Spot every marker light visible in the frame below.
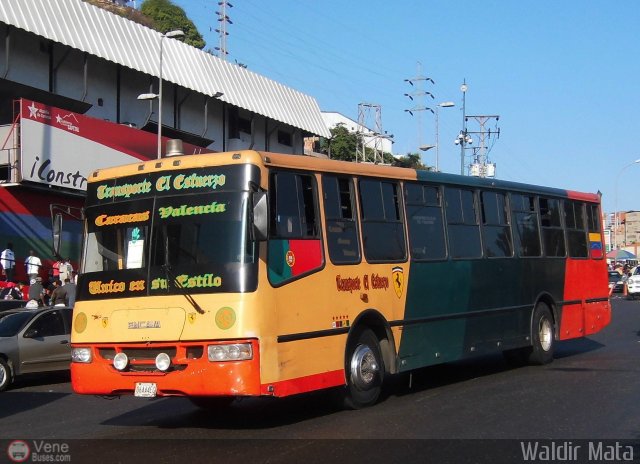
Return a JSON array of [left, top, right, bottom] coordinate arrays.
[[155, 352, 171, 372], [113, 352, 129, 371], [71, 347, 92, 363], [207, 343, 253, 362]]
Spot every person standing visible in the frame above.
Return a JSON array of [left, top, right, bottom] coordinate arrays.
[[60, 258, 73, 282], [24, 250, 42, 282], [50, 279, 68, 306], [63, 277, 76, 307], [1, 242, 15, 282], [52, 258, 62, 282], [28, 276, 46, 307]]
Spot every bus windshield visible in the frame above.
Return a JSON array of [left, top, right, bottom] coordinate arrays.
[[79, 190, 257, 300]]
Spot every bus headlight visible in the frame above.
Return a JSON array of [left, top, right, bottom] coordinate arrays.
[[207, 343, 253, 362], [71, 347, 92, 363], [155, 352, 171, 371], [113, 352, 129, 371]]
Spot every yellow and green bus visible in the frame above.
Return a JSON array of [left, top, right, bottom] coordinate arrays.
[[70, 150, 611, 408]]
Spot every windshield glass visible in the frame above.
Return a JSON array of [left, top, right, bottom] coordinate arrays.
[[78, 165, 260, 300], [0, 312, 33, 337]]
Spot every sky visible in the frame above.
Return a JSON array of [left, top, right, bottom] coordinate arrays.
[[172, 0, 639, 214]]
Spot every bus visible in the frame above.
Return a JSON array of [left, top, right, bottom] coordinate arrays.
[[69, 150, 611, 408]]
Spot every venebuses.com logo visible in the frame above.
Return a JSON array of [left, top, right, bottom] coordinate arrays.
[[6, 440, 71, 462]]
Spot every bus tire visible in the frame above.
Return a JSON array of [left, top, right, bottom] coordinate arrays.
[[527, 302, 555, 365], [0, 358, 12, 392], [344, 328, 385, 409], [189, 396, 235, 410]]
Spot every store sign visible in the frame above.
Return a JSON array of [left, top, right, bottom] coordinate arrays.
[[19, 100, 207, 192]]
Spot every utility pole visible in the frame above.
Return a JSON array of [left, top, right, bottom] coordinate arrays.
[[357, 103, 392, 164], [404, 62, 435, 158], [466, 115, 500, 178], [216, 1, 233, 60]]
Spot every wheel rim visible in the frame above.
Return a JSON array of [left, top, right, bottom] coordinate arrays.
[[539, 317, 553, 351], [350, 344, 379, 390], [0, 363, 6, 388]]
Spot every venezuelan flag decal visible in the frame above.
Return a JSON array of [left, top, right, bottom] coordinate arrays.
[[268, 239, 323, 285], [589, 233, 603, 259]]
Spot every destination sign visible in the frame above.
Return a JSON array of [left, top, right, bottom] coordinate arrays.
[[86, 165, 260, 206]]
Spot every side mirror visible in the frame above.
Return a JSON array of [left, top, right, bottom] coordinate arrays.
[[52, 213, 63, 256], [23, 328, 38, 339], [252, 191, 269, 242]]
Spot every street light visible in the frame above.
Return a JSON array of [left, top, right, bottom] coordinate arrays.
[[137, 29, 185, 159], [458, 81, 468, 175], [418, 144, 435, 169], [435, 101, 455, 171], [614, 158, 640, 250]]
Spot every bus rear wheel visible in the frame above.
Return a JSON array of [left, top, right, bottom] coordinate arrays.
[[528, 302, 555, 365], [503, 302, 555, 366], [344, 328, 385, 409]]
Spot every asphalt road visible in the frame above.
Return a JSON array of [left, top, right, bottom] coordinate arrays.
[[0, 296, 638, 463]]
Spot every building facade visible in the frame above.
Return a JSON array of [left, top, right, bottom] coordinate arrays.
[[0, 0, 329, 281]]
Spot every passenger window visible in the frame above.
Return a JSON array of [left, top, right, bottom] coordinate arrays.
[[481, 191, 513, 258], [27, 311, 66, 337], [539, 197, 566, 257], [564, 201, 588, 258], [270, 171, 318, 238], [445, 187, 481, 259], [359, 179, 406, 262], [405, 183, 446, 260], [511, 194, 541, 257], [322, 175, 361, 264], [268, 171, 323, 285]]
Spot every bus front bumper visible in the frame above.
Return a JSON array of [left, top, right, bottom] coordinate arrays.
[[70, 339, 261, 397]]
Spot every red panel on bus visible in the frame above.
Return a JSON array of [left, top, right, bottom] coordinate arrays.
[[288, 239, 323, 276]]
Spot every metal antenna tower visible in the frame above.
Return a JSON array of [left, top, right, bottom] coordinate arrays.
[[215, 1, 233, 60], [466, 115, 500, 177], [404, 61, 435, 151], [357, 103, 387, 164]]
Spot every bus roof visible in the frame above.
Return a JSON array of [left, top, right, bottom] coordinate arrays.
[[88, 150, 600, 203]]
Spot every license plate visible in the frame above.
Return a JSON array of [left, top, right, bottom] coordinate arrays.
[[134, 382, 157, 398]]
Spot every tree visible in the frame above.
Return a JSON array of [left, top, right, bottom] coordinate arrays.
[[141, 0, 205, 49], [393, 153, 431, 170], [320, 124, 358, 161], [319, 124, 396, 164]]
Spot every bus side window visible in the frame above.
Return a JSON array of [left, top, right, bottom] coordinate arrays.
[[564, 200, 589, 258], [480, 191, 513, 258], [405, 183, 446, 260], [539, 197, 566, 257], [358, 179, 406, 263], [444, 187, 482, 259], [322, 175, 361, 264], [267, 171, 323, 285], [511, 194, 542, 257]]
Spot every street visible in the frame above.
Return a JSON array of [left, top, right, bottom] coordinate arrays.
[[0, 297, 639, 463]]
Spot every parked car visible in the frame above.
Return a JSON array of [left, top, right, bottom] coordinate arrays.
[[625, 267, 640, 299], [608, 271, 627, 294], [0, 306, 72, 391]]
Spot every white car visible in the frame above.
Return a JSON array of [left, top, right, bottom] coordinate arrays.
[[625, 267, 640, 298]]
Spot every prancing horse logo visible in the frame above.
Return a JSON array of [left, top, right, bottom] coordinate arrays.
[[392, 267, 404, 299]]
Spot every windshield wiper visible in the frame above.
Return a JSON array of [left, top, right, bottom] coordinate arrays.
[[161, 264, 205, 314]]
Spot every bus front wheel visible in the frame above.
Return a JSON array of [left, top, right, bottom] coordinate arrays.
[[344, 328, 385, 409]]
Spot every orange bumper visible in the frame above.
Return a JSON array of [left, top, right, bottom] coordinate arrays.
[[71, 339, 261, 397]]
